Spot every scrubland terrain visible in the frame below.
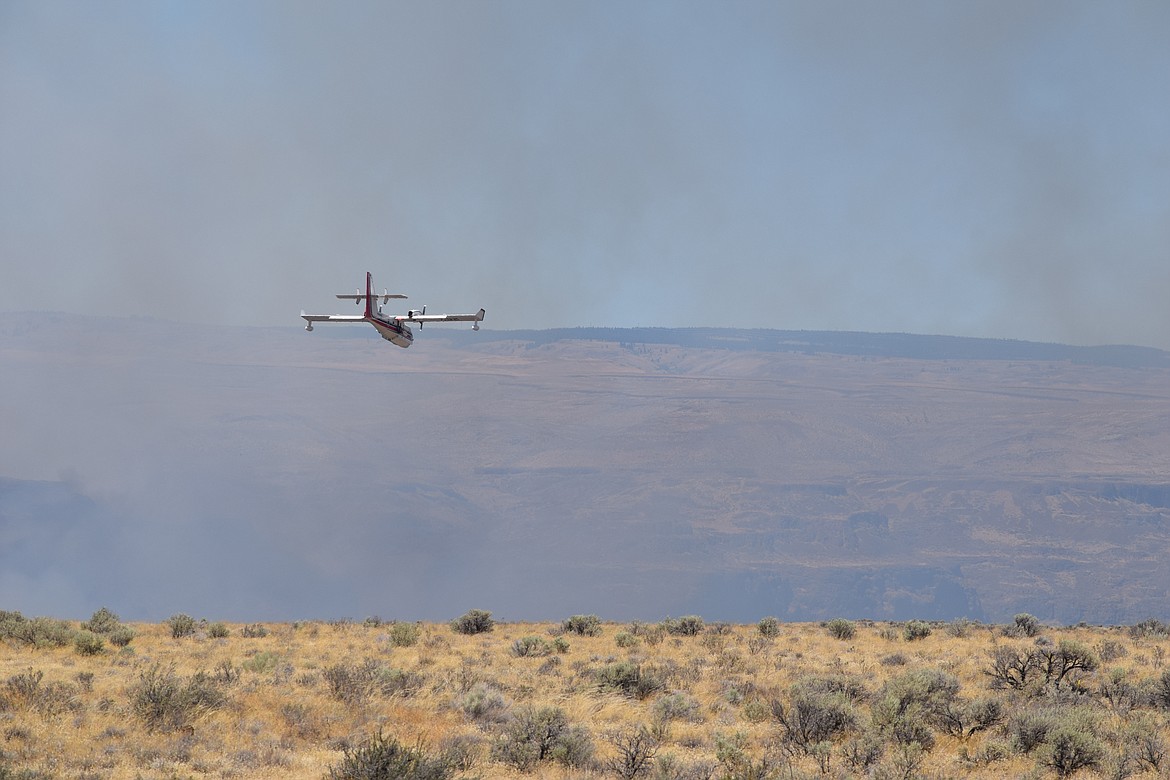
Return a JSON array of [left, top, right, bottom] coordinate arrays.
[[3, 610, 1170, 780]]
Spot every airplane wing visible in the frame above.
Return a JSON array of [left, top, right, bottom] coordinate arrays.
[[301, 311, 367, 324], [394, 308, 486, 325]]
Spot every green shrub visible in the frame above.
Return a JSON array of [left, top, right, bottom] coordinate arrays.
[[108, 626, 136, 647], [241, 623, 268, 638], [615, 631, 639, 648], [757, 616, 780, 638], [1129, 617, 1170, 639], [322, 659, 422, 704], [0, 615, 75, 648], [166, 613, 197, 639], [82, 607, 121, 634], [770, 682, 857, 753], [825, 618, 856, 640], [871, 668, 959, 750], [327, 729, 453, 780], [944, 618, 973, 638], [1043, 723, 1104, 778], [902, 620, 932, 641], [1007, 709, 1057, 754], [1013, 613, 1041, 637], [207, 622, 231, 639], [562, 614, 603, 636], [653, 691, 700, 723], [73, 630, 104, 656], [597, 661, 666, 700], [662, 616, 704, 636], [130, 663, 227, 733], [512, 636, 553, 657], [604, 724, 660, 780], [450, 609, 494, 635], [1150, 669, 1170, 710], [492, 706, 593, 770], [458, 682, 510, 724], [390, 622, 420, 647], [241, 651, 281, 674]]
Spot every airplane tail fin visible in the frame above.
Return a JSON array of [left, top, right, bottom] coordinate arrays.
[[364, 272, 374, 319]]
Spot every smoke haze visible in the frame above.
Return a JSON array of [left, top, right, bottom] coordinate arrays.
[[2, 2, 1168, 347]]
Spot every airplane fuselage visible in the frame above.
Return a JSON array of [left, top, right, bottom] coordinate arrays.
[[369, 314, 414, 348]]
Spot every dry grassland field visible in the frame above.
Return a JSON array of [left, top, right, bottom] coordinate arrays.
[[3, 611, 1170, 780]]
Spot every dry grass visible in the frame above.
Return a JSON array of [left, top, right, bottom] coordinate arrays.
[[1, 615, 1169, 779]]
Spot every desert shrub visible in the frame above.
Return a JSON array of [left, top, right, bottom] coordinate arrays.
[[241, 623, 268, 638], [493, 706, 593, 770], [615, 631, 639, 648], [662, 615, 704, 636], [770, 682, 856, 753], [242, 651, 281, 674], [166, 613, 197, 638], [944, 618, 974, 637], [630, 621, 666, 646], [130, 663, 226, 733], [323, 662, 374, 705], [323, 660, 421, 704], [1043, 723, 1104, 778], [0, 615, 74, 648], [934, 695, 1006, 738], [1013, 613, 1041, 637], [1150, 669, 1170, 710], [651, 753, 717, 780], [512, 636, 553, 657], [825, 618, 856, 640], [1128, 618, 1170, 639], [450, 609, 494, 635], [213, 660, 241, 686], [1097, 639, 1127, 663], [597, 661, 666, 700], [1097, 667, 1142, 715], [840, 732, 884, 772], [871, 668, 959, 750], [605, 724, 660, 780], [801, 674, 870, 704], [4, 668, 43, 708], [756, 616, 780, 638], [902, 620, 932, 641], [73, 630, 104, 656], [653, 691, 701, 723], [552, 636, 570, 653], [458, 682, 510, 724], [1008, 708, 1058, 754], [562, 614, 602, 636], [327, 729, 453, 780], [208, 622, 231, 638], [390, 622, 420, 647], [82, 607, 121, 634], [986, 641, 1098, 693], [11, 674, 79, 720], [108, 625, 136, 647]]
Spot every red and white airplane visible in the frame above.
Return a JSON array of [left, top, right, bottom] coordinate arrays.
[[301, 272, 485, 348]]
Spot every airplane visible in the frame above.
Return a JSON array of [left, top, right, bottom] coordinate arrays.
[[301, 272, 485, 348]]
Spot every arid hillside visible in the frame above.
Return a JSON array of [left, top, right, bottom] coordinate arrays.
[[2, 314, 1169, 623]]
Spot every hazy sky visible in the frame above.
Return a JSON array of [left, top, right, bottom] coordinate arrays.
[[2, 1, 1168, 347]]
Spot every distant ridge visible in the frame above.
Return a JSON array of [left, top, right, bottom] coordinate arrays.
[[5, 312, 1167, 369], [463, 327, 1170, 369]]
